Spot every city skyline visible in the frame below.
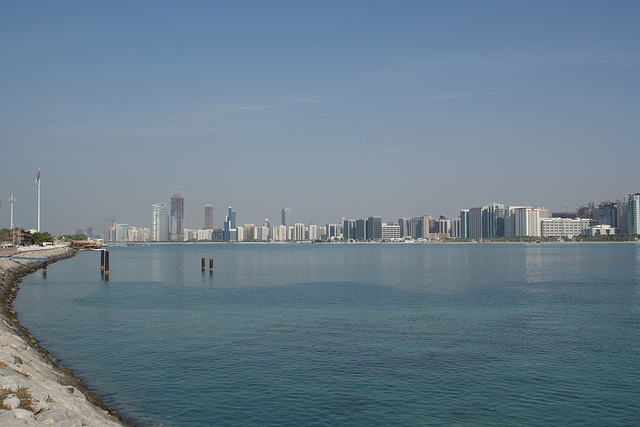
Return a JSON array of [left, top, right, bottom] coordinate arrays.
[[105, 188, 637, 243], [2, 2, 640, 235], [2, 173, 639, 238]]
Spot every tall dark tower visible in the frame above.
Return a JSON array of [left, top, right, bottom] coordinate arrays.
[[281, 208, 291, 227], [171, 193, 184, 242], [204, 204, 214, 229]]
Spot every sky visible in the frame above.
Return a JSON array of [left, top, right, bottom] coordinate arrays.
[[1, 1, 640, 235]]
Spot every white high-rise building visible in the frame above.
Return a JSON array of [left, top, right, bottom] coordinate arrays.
[[294, 223, 306, 241], [450, 218, 461, 239], [151, 203, 170, 242], [514, 207, 542, 237], [257, 226, 269, 241], [308, 225, 319, 241]]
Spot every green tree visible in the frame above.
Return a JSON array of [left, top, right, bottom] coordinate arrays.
[[58, 234, 88, 241], [32, 231, 54, 244], [0, 228, 10, 242]]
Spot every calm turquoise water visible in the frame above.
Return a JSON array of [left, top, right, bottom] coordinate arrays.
[[15, 243, 640, 426]]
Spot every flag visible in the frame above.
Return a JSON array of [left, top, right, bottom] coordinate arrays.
[[34, 169, 40, 185]]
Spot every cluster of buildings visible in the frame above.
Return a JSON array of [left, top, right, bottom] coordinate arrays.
[[101, 192, 640, 243], [103, 216, 151, 243]]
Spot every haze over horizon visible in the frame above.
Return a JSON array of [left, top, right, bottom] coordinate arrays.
[[2, 1, 639, 235]]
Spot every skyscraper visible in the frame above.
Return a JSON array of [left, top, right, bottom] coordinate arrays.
[[628, 193, 640, 234], [355, 218, 367, 241], [228, 206, 236, 229], [398, 218, 411, 238], [367, 216, 382, 241], [204, 204, 214, 229], [170, 193, 184, 242], [514, 207, 542, 237], [294, 223, 306, 241], [410, 217, 422, 239], [103, 216, 116, 243], [151, 203, 170, 242], [224, 206, 237, 242], [342, 218, 356, 240], [282, 208, 291, 228], [597, 201, 618, 228], [486, 203, 505, 238], [460, 209, 469, 239], [468, 207, 484, 240]]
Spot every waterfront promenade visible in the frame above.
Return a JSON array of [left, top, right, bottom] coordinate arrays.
[[0, 246, 123, 425]]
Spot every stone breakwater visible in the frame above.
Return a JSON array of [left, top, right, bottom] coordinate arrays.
[[0, 247, 124, 426]]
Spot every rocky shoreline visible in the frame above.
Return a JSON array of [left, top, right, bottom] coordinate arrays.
[[0, 247, 125, 426]]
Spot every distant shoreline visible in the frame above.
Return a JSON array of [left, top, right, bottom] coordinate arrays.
[[123, 239, 639, 245]]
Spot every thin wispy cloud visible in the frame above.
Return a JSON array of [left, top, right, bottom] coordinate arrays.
[[276, 96, 328, 105], [409, 90, 524, 103], [516, 50, 640, 67]]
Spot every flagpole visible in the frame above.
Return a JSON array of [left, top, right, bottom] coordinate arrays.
[[35, 169, 41, 232], [9, 194, 15, 230], [37, 177, 41, 232]]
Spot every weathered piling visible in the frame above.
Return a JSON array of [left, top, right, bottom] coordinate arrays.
[[209, 258, 214, 273], [100, 250, 105, 271], [202, 257, 206, 271], [104, 251, 110, 274]]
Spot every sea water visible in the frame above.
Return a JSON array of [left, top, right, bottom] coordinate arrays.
[[14, 243, 640, 426]]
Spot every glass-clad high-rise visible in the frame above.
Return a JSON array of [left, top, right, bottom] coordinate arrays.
[[282, 208, 292, 228], [460, 209, 469, 239], [628, 193, 640, 235], [171, 193, 184, 242], [151, 203, 170, 242]]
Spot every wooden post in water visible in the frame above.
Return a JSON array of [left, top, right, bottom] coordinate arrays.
[[104, 251, 110, 275], [100, 250, 105, 271], [42, 260, 47, 276], [202, 257, 206, 271], [209, 259, 214, 274]]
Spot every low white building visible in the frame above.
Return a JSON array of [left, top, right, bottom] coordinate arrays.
[[382, 222, 401, 240], [197, 229, 214, 241], [541, 218, 592, 238], [587, 224, 616, 236]]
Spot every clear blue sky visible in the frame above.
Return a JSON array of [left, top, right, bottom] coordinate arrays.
[[2, 1, 639, 235]]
